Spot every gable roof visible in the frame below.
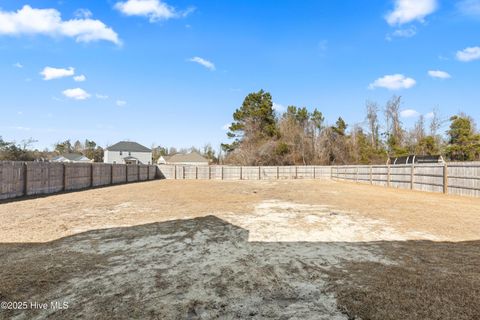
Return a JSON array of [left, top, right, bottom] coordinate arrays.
[[166, 151, 209, 163], [52, 153, 90, 162], [106, 141, 151, 152]]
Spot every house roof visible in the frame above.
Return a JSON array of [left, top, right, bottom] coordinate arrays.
[[166, 151, 209, 163], [106, 141, 151, 152], [52, 153, 91, 162]]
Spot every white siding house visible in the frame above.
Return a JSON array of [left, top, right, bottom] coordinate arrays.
[[104, 141, 152, 165]]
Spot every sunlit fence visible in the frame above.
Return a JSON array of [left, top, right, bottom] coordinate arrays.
[[158, 163, 480, 198], [158, 165, 332, 180], [2, 161, 479, 200], [332, 162, 480, 197]]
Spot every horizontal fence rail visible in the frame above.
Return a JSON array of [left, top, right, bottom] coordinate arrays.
[[2, 162, 479, 200], [157, 165, 332, 181], [0, 161, 158, 201], [332, 163, 480, 198], [158, 163, 480, 198]]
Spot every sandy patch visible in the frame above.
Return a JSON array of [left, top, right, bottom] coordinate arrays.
[[222, 200, 439, 242]]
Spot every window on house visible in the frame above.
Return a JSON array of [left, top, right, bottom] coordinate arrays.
[[129, 152, 131, 156], [120, 151, 123, 156]]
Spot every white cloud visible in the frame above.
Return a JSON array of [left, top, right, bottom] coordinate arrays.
[[96, 93, 109, 99], [428, 70, 451, 79], [13, 62, 23, 68], [188, 56, 215, 70], [0, 5, 120, 45], [456, 46, 480, 62], [40, 66, 75, 80], [425, 112, 435, 119], [457, 0, 480, 16], [62, 88, 91, 100], [10, 126, 31, 131], [386, 0, 438, 25], [116, 100, 127, 106], [368, 74, 416, 90], [73, 74, 86, 82], [115, 0, 193, 22], [386, 26, 417, 40], [272, 102, 286, 113], [74, 9, 93, 19], [400, 109, 420, 118]]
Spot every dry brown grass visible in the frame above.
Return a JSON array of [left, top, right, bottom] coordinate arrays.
[[1, 180, 480, 319], [328, 241, 480, 320], [2, 179, 480, 243]]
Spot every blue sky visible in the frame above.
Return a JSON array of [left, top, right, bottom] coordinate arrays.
[[1, 0, 480, 151]]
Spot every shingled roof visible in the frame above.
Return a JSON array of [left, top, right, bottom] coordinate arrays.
[[166, 151, 209, 163], [106, 141, 151, 152], [52, 153, 91, 162]]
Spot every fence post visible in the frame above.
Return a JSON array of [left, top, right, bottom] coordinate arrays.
[[356, 167, 359, 182], [443, 163, 448, 194], [62, 163, 67, 191], [410, 164, 415, 190], [221, 166, 224, 180], [370, 166, 373, 185], [209, 166, 211, 180], [259, 166, 261, 180], [295, 166, 298, 179], [110, 164, 114, 185], [183, 166, 185, 180], [23, 162, 28, 196], [240, 166, 243, 180], [313, 166, 316, 179], [195, 166, 198, 180], [277, 166, 280, 180], [90, 163, 94, 187], [387, 165, 391, 187], [147, 165, 150, 180]]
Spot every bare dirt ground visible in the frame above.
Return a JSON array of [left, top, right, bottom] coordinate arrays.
[[0, 180, 479, 319]]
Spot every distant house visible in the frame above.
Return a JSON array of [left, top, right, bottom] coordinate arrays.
[[158, 151, 209, 166], [104, 141, 152, 165], [51, 153, 92, 163]]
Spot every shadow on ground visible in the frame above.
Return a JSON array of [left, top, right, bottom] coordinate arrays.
[[0, 216, 479, 320]]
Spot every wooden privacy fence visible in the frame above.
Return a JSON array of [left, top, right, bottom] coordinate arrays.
[[0, 162, 158, 201], [332, 163, 480, 197], [158, 163, 480, 198], [158, 165, 332, 180]]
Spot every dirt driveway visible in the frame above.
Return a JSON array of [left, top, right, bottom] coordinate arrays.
[[1, 180, 479, 319]]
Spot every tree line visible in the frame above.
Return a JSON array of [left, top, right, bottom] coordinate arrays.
[[0, 138, 105, 162], [0, 137, 220, 164], [221, 90, 480, 165], [3, 90, 479, 164]]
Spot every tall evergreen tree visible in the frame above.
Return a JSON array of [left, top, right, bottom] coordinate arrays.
[[446, 115, 480, 161], [222, 90, 278, 152]]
